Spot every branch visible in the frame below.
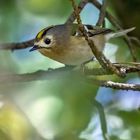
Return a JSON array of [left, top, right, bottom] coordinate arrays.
[[66, 0, 89, 24], [96, 0, 107, 26], [0, 66, 72, 84], [84, 63, 140, 75], [0, 63, 140, 91], [0, 39, 34, 51], [93, 100, 108, 140], [90, 0, 138, 62], [89, 79, 140, 91]]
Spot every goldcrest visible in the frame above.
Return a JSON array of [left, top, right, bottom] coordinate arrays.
[[30, 24, 135, 65]]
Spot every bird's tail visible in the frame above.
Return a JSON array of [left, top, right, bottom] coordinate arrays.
[[105, 27, 135, 41]]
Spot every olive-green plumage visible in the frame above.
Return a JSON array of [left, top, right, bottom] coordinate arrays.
[[30, 24, 135, 65]]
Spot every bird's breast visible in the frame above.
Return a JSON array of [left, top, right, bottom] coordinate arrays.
[[38, 35, 105, 65]]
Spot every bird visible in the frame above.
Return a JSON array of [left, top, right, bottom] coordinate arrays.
[[29, 24, 135, 65]]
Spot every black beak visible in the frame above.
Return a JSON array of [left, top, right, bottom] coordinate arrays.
[[29, 45, 39, 52]]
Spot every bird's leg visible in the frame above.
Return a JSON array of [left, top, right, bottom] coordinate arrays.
[[80, 57, 95, 73], [65, 64, 75, 68], [82, 57, 95, 65]]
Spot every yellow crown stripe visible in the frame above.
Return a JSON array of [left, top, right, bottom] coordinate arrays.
[[36, 26, 54, 41], [36, 29, 46, 40]]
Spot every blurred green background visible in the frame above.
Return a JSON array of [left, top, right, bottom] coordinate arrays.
[[0, 0, 140, 140]]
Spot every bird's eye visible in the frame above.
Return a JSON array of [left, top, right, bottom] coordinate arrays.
[[44, 38, 51, 45]]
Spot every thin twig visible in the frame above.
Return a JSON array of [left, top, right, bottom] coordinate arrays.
[[66, 0, 89, 24], [0, 39, 34, 51], [93, 100, 108, 140], [96, 0, 107, 26], [70, 0, 124, 77], [88, 79, 140, 91]]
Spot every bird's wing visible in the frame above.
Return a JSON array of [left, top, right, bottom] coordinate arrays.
[[70, 24, 113, 37], [86, 25, 113, 37]]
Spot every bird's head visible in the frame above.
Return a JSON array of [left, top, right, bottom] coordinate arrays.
[[29, 24, 70, 52]]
